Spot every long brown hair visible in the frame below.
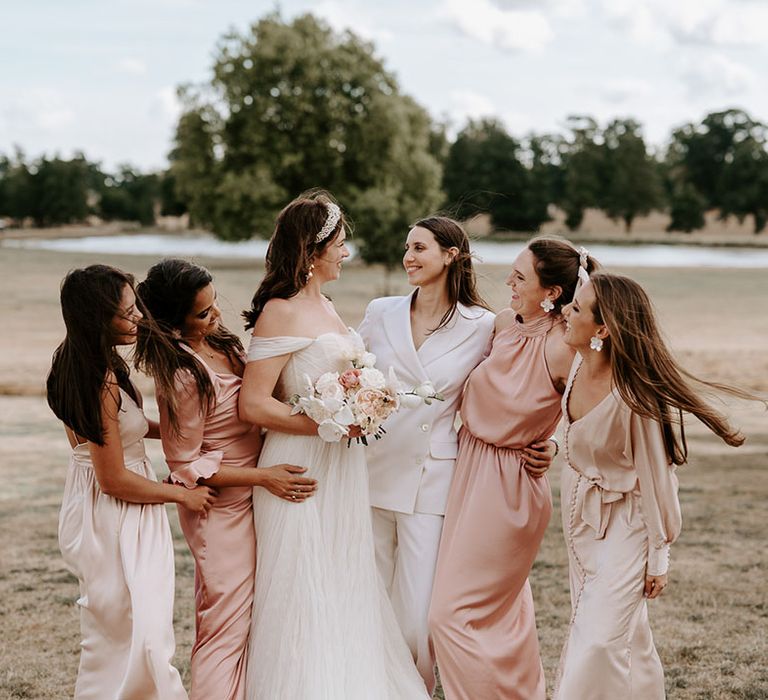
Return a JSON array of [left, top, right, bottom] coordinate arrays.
[[590, 272, 755, 464], [135, 259, 243, 434], [528, 236, 600, 313], [412, 216, 491, 332], [46, 265, 141, 446], [242, 189, 346, 329]]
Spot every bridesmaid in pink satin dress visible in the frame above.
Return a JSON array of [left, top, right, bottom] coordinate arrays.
[[136, 260, 316, 700], [430, 240, 598, 700], [554, 272, 752, 699], [49, 265, 216, 700]]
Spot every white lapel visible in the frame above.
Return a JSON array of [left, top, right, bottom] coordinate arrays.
[[382, 292, 430, 383], [417, 302, 484, 369]]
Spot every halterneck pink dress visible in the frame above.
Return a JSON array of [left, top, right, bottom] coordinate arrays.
[[58, 388, 187, 700], [158, 348, 260, 700], [553, 354, 682, 699], [429, 315, 563, 700]]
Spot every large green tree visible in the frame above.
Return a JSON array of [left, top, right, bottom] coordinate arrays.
[[560, 116, 606, 231], [601, 119, 663, 231], [667, 109, 768, 233], [443, 119, 552, 231], [170, 12, 443, 253]]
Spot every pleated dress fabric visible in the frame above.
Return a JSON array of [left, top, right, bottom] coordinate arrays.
[[58, 388, 187, 700], [430, 314, 562, 700], [158, 347, 260, 700], [553, 354, 681, 699], [243, 331, 430, 700]]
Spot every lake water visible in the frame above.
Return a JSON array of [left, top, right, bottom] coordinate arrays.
[[4, 233, 768, 268]]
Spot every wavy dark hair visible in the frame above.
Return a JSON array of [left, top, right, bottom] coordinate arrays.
[[528, 236, 601, 314], [135, 258, 243, 434], [590, 272, 757, 465], [242, 189, 346, 329], [46, 265, 141, 446], [410, 216, 491, 332]]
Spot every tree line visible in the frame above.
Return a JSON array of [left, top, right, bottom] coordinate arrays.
[[2, 13, 767, 268]]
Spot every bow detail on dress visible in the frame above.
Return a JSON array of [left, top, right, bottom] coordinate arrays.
[[581, 479, 626, 539]]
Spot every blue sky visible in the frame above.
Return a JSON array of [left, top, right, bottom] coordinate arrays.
[[3, 0, 768, 171]]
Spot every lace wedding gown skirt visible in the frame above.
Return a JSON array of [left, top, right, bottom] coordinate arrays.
[[244, 332, 429, 700]]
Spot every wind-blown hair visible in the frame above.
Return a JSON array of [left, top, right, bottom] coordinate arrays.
[[590, 272, 754, 465], [528, 236, 600, 313], [411, 216, 491, 332], [243, 189, 346, 329], [135, 258, 243, 434], [46, 265, 141, 446]]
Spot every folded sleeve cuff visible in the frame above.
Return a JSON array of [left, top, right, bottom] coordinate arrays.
[[647, 542, 670, 576], [168, 451, 224, 488]]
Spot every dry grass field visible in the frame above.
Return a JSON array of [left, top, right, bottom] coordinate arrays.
[[0, 244, 766, 699]]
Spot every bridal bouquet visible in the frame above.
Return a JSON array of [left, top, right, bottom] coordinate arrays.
[[289, 347, 442, 444]]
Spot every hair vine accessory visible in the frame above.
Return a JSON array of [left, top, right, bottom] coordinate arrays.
[[576, 246, 591, 288], [315, 202, 341, 243]]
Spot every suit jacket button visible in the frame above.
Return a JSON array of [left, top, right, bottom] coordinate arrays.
[[420, 424, 429, 432]]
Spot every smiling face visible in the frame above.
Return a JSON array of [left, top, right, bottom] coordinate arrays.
[[313, 227, 351, 283], [505, 248, 556, 319], [562, 280, 607, 350], [111, 284, 143, 345], [403, 226, 455, 289], [181, 282, 221, 341]]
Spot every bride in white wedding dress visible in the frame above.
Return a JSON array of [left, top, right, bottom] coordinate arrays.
[[239, 191, 430, 700]]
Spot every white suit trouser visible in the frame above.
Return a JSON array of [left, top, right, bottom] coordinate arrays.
[[371, 506, 444, 695]]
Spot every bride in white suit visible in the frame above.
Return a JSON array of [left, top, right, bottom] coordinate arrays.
[[358, 217, 556, 693]]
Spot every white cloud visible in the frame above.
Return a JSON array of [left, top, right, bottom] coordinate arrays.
[[490, 0, 586, 19], [449, 90, 497, 124], [680, 54, 755, 97], [1, 89, 76, 132], [442, 0, 555, 51], [599, 0, 768, 48], [597, 78, 654, 105], [117, 58, 148, 76], [311, 1, 394, 43], [150, 87, 182, 121]]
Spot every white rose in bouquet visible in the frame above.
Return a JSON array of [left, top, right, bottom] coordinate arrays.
[[361, 352, 377, 368], [317, 419, 348, 442], [358, 367, 387, 390], [315, 372, 344, 401]]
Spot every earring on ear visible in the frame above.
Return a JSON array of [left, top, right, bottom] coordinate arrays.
[[540, 298, 555, 313], [305, 263, 315, 284], [590, 335, 604, 352]]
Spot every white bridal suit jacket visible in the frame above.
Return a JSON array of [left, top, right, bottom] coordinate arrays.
[[358, 292, 496, 516]]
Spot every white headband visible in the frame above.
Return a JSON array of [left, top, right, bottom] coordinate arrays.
[[315, 202, 341, 243], [576, 246, 590, 287]]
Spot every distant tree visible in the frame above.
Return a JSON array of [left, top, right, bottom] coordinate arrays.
[[667, 182, 707, 233], [560, 116, 605, 231], [98, 166, 159, 226], [0, 155, 10, 217], [601, 119, 663, 231], [159, 171, 188, 217], [29, 155, 90, 226], [443, 119, 542, 231], [667, 109, 768, 232], [171, 12, 443, 249], [522, 133, 565, 229]]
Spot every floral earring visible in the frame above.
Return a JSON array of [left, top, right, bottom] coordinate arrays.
[[540, 298, 555, 313], [590, 335, 604, 352]]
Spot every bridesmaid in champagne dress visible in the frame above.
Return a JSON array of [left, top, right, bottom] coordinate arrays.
[[136, 259, 317, 700], [48, 265, 214, 700], [554, 272, 752, 699], [430, 240, 598, 700]]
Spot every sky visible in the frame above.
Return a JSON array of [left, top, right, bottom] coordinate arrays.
[[2, 0, 768, 171]]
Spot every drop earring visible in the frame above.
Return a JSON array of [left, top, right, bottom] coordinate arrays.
[[540, 298, 554, 313], [305, 263, 315, 284], [590, 335, 604, 352]]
